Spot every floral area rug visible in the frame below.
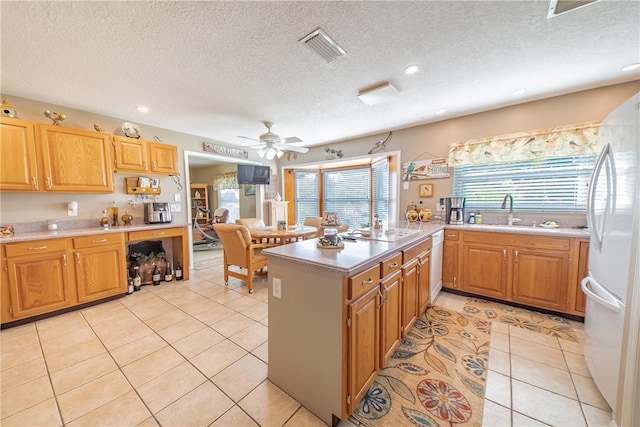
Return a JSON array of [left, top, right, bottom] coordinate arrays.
[[349, 306, 490, 427], [462, 297, 578, 342]]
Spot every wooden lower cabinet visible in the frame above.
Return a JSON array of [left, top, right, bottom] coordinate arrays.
[[418, 250, 431, 313], [347, 285, 380, 414], [380, 270, 402, 367], [461, 243, 508, 299], [401, 258, 419, 336], [512, 248, 569, 312], [5, 240, 75, 319], [442, 231, 460, 290], [73, 234, 126, 303]]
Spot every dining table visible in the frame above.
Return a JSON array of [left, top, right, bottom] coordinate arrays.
[[249, 225, 318, 245]]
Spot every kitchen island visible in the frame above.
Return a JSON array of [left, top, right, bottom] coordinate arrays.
[[263, 224, 442, 426]]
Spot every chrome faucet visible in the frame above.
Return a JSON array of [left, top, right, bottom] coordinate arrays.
[[500, 193, 521, 225]]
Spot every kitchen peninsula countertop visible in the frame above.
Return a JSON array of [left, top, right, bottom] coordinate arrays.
[[0, 222, 188, 243], [262, 223, 443, 275]]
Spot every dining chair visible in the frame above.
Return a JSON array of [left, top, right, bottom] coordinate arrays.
[[304, 215, 349, 238], [235, 218, 266, 228], [212, 223, 276, 293]]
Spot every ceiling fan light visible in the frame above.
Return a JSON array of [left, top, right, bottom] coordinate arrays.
[[276, 150, 284, 158], [265, 148, 277, 160], [257, 148, 267, 158]]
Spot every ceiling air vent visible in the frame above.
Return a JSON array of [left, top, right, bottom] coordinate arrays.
[[547, 0, 599, 18], [299, 28, 346, 63]]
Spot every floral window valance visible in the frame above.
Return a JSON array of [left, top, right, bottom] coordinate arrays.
[[448, 122, 600, 167], [214, 172, 239, 190]]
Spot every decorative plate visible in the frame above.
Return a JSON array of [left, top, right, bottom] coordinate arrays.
[[122, 122, 141, 139]]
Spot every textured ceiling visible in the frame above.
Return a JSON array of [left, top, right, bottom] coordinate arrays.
[[1, 1, 639, 152]]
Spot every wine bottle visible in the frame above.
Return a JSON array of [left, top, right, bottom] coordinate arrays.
[[164, 261, 173, 282], [133, 266, 142, 291], [152, 265, 161, 286], [126, 275, 134, 295], [175, 261, 183, 281]]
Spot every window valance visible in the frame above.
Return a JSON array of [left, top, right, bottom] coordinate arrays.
[[214, 172, 239, 190], [448, 122, 600, 167]]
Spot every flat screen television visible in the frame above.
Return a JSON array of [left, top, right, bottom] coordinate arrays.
[[237, 164, 270, 185]]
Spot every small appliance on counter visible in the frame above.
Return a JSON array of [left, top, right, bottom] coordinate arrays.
[[144, 202, 173, 224], [444, 197, 465, 225]]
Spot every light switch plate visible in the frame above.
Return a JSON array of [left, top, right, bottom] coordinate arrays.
[[273, 277, 282, 299], [174, 193, 181, 202]]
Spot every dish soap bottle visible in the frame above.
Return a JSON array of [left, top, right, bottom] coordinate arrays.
[[475, 211, 483, 224]]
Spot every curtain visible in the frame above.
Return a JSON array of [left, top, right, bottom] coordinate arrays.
[[448, 122, 600, 166], [214, 172, 239, 190]]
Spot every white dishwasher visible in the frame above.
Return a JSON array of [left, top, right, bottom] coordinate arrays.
[[430, 230, 444, 303]]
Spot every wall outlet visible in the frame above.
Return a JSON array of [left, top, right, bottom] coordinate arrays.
[[273, 277, 282, 299], [170, 203, 181, 212]]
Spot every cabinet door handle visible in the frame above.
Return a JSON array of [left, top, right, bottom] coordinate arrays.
[[361, 277, 374, 285], [76, 253, 81, 264], [62, 254, 68, 266], [389, 262, 398, 268], [453, 277, 457, 288], [143, 160, 148, 170], [377, 288, 384, 308], [503, 249, 507, 260], [153, 231, 166, 236], [46, 177, 52, 189], [514, 250, 519, 262], [92, 239, 108, 243], [151, 161, 157, 171], [32, 176, 39, 190], [28, 245, 47, 250]]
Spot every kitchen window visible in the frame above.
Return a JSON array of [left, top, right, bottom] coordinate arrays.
[[292, 158, 391, 228], [452, 154, 596, 212]]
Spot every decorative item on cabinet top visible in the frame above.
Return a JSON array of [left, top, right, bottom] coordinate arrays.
[[122, 122, 141, 139], [44, 110, 66, 125], [1, 99, 17, 118]]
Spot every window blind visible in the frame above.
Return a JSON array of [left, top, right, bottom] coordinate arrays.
[[452, 154, 596, 212], [372, 158, 389, 223], [323, 168, 371, 228], [294, 171, 319, 223]]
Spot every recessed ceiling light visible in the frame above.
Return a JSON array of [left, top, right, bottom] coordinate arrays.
[[405, 65, 419, 75], [622, 63, 640, 72], [435, 109, 446, 115], [512, 88, 527, 96], [136, 106, 149, 113]]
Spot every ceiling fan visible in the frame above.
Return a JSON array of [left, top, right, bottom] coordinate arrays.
[[237, 121, 309, 160]]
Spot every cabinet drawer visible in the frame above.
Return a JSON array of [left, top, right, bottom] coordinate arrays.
[[5, 239, 68, 257], [73, 233, 124, 249], [128, 227, 183, 241], [444, 230, 459, 241], [381, 254, 402, 278], [349, 264, 380, 300], [464, 231, 570, 251]]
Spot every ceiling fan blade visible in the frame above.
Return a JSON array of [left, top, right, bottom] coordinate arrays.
[[280, 136, 302, 144], [278, 144, 309, 154]]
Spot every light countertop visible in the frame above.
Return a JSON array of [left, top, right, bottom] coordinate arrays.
[[445, 223, 590, 238], [0, 222, 189, 243]]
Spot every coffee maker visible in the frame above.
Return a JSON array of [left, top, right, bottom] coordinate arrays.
[[144, 202, 173, 224], [445, 197, 466, 225]]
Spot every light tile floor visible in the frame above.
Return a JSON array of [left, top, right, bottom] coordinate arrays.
[[0, 248, 613, 426]]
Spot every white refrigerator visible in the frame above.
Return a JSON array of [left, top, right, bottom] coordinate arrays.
[[581, 92, 640, 421]]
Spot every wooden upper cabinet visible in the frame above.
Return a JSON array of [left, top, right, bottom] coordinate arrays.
[[112, 136, 149, 172], [38, 124, 114, 193], [0, 117, 39, 191], [113, 137, 178, 175], [149, 141, 178, 174]]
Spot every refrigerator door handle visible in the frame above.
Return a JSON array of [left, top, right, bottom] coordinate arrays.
[[581, 275, 622, 313], [587, 143, 615, 252]]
